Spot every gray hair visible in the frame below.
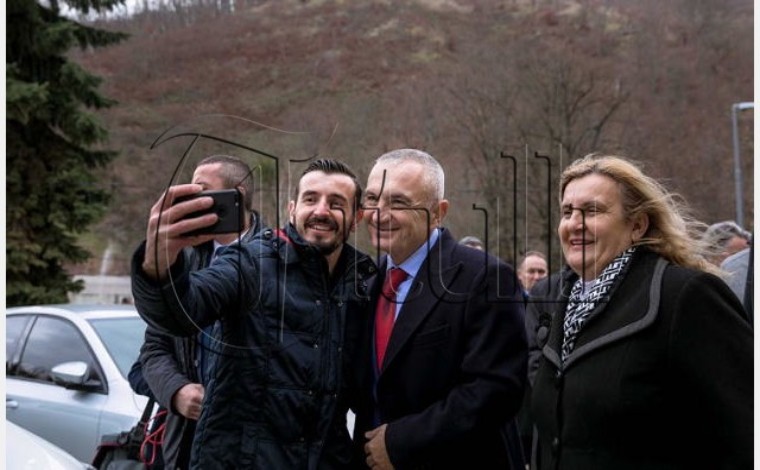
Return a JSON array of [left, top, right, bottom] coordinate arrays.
[[375, 149, 445, 201], [459, 236, 484, 249], [703, 221, 752, 249]]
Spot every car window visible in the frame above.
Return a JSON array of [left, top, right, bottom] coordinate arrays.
[[6, 315, 32, 372], [88, 317, 145, 380], [16, 316, 104, 388]]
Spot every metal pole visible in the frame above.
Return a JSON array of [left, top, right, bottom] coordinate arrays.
[[732, 104, 743, 227], [731, 102, 754, 228]]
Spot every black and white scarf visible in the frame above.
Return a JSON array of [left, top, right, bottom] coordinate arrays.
[[561, 246, 637, 362]]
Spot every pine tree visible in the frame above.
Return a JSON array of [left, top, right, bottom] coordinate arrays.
[[6, 0, 128, 306]]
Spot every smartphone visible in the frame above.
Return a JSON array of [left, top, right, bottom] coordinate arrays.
[[174, 189, 243, 236]]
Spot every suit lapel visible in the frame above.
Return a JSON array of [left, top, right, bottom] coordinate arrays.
[[380, 231, 461, 372]]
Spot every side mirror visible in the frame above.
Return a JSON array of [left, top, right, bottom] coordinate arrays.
[[51, 361, 102, 392], [51, 361, 89, 385], [50, 361, 107, 393]]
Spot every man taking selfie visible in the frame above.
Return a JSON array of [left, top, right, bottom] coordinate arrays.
[[131, 159, 375, 469]]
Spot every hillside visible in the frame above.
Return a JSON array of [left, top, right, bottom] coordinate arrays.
[[71, 0, 754, 274]]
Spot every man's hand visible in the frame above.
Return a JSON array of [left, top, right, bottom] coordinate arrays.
[[142, 184, 217, 280], [364, 424, 394, 470], [172, 383, 205, 420]]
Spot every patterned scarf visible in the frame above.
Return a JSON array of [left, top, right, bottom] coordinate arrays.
[[561, 246, 637, 362]]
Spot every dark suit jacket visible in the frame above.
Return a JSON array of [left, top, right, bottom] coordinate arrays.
[[353, 229, 527, 469], [530, 249, 753, 470]]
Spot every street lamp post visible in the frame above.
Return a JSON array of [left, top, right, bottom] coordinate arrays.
[[731, 101, 754, 228]]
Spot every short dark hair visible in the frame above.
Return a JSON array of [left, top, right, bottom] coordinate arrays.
[[519, 250, 547, 268], [196, 155, 255, 211], [295, 159, 363, 213]]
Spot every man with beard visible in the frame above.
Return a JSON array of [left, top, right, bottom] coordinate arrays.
[[131, 159, 376, 469]]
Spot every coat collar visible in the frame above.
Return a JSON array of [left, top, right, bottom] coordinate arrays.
[[266, 224, 376, 281], [542, 250, 669, 371]]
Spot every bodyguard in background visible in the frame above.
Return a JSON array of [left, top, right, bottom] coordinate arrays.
[[131, 155, 262, 469], [517, 251, 548, 298]]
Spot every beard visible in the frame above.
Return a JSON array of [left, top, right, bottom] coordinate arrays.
[[313, 239, 341, 256], [301, 215, 353, 255]]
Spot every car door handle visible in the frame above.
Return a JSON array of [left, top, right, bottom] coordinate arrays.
[[6, 399, 19, 409]]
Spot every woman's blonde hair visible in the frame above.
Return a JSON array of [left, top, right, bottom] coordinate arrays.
[[559, 154, 718, 275]]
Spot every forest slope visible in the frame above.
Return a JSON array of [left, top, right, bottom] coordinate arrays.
[[72, 0, 754, 274]]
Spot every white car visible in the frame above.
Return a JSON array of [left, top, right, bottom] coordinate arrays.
[[6, 304, 148, 463], [6, 420, 94, 469]]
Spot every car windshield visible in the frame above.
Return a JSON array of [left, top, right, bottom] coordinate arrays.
[[87, 317, 145, 379]]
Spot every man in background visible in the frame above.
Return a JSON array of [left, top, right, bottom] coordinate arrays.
[[130, 155, 261, 469], [720, 241, 753, 326], [703, 220, 751, 265], [459, 235, 485, 251], [517, 251, 548, 298], [514, 250, 548, 463]]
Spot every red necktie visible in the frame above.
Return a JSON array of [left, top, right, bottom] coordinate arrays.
[[375, 267, 408, 370]]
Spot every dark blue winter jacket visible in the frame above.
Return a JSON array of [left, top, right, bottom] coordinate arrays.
[[132, 224, 375, 469]]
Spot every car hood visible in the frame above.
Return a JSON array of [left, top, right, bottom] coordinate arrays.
[[6, 421, 90, 470]]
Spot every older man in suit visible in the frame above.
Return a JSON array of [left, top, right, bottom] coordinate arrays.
[[354, 149, 527, 469]]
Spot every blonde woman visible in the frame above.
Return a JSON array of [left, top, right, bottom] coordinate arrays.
[[529, 155, 751, 469]]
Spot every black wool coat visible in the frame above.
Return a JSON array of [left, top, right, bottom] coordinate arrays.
[[529, 249, 753, 470], [352, 229, 528, 469]]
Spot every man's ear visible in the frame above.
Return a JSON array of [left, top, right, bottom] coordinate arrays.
[[434, 199, 450, 226], [350, 208, 364, 232], [631, 212, 649, 242], [287, 200, 296, 223]]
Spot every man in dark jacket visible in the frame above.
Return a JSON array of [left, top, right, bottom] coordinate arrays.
[[356, 149, 527, 469], [132, 159, 375, 469], [129, 155, 262, 469]]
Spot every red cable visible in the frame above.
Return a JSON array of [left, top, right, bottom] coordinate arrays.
[[140, 409, 168, 467]]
